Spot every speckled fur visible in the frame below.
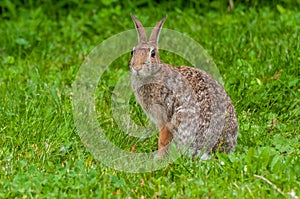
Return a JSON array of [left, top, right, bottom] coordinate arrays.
[[129, 14, 238, 158]]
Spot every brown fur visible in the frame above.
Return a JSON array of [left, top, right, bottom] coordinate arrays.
[[158, 125, 173, 157], [129, 14, 238, 158]]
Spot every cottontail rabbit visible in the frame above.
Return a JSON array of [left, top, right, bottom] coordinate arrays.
[[129, 14, 238, 159]]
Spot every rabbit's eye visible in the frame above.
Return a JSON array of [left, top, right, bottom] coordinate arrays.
[[131, 47, 135, 56], [151, 49, 155, 57]]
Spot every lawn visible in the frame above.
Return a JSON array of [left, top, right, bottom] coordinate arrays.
[[0, 0, 299, 198]]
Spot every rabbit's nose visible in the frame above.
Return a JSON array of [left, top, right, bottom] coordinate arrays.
[[133, 65, 143, 72]]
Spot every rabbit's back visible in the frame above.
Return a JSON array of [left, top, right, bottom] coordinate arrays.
[[176, 66, 238, 155]]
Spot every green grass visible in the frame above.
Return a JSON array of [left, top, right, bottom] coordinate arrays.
[[1, 1, 300, 198]]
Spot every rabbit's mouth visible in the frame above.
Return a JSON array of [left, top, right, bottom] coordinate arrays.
[[131, 63, 162, 77], [130, 65, 145, 76]]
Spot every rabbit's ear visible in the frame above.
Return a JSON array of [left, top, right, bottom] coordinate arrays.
[[149, 15, 167, 45], [131, 13, 147, 43]]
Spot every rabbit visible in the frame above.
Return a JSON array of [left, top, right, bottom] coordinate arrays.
[[129, 14, 238, 159]]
